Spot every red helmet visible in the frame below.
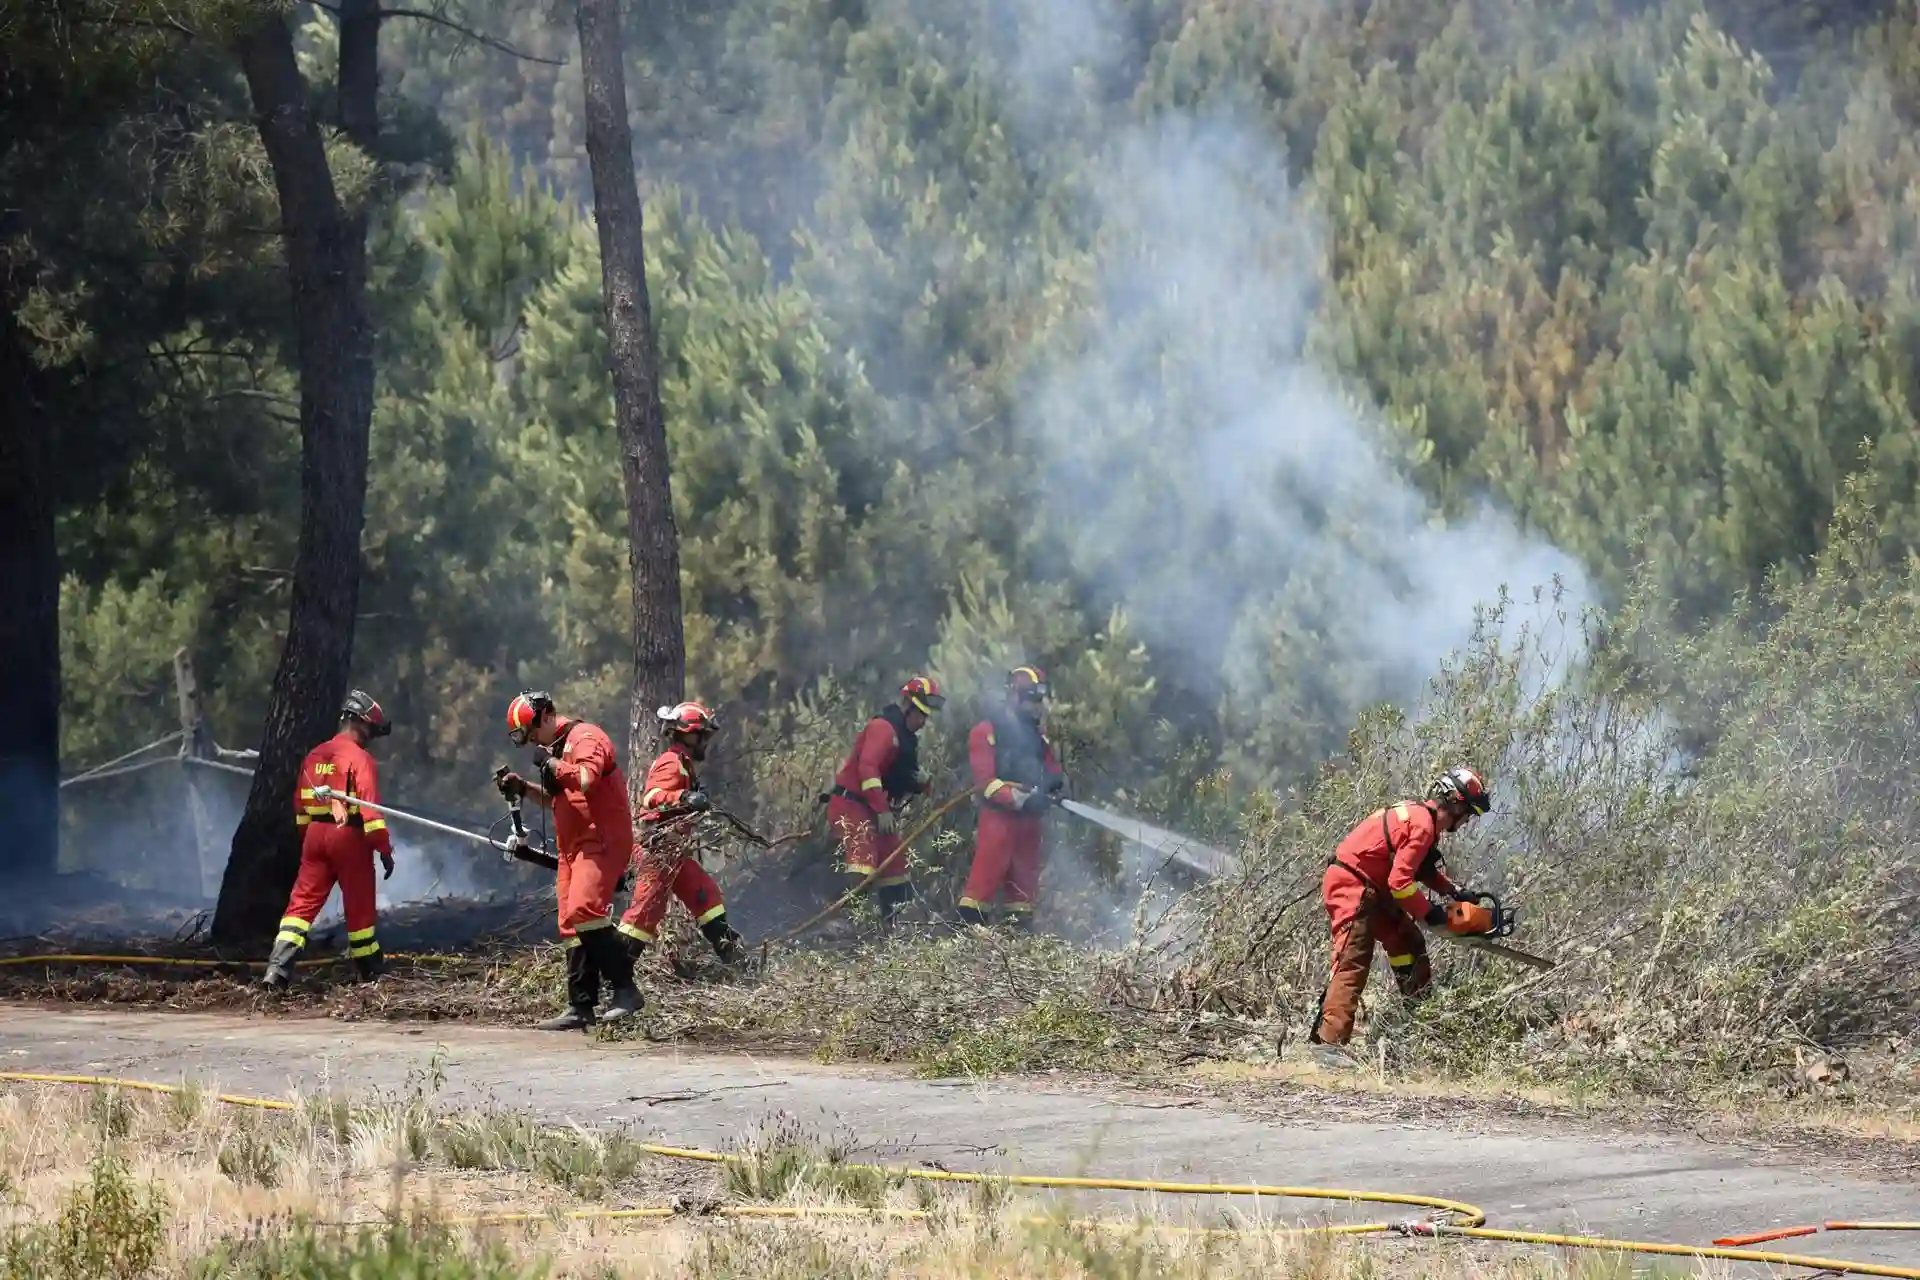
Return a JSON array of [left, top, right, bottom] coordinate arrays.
[[1007, 666, 1049, 702], [657, 701, 719, 736], [341, 689, 391, 738], [1428, 766, 1492, 816], [900, 675, 945, 715], [506, 690, 553, 747]]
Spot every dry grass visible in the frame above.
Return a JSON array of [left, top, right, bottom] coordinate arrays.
[[0, 1080, 1712, 1279]]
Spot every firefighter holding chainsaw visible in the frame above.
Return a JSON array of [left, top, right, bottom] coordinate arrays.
[[616, 701, 746, 964], [263, 690, 395, 989], [497, 691, 645, 1031], [959, 666, 1065, 928], [1309, 766, 1499, 1053], [827, 676, 944, 923]]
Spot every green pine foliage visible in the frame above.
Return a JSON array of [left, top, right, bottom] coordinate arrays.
[[40, 0, 1920, 843]]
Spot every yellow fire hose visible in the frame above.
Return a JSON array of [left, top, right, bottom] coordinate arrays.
[[1, 1071, 1917, 1275]]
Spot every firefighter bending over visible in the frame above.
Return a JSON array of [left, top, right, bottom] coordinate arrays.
[[959, 666, 1064, 928], [617, 702, 745, 964], [498, 691, 645, 1031], [827, 676, 943, 924], [1309, 766, 1494, 1054], [264, 690, 396, 989]]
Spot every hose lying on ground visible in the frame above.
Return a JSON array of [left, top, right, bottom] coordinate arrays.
[[0, 1071, 1916, 1277]]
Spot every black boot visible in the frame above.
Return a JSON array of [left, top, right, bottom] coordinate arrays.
[[618, 925, 650, 963], [578, 930, 643, 1024], [956, 903, 990, 928], [535, 1006, 596, 1032], [536, 940, 600, 1030], [261, 938, 303, 990], [700, 913, 745, 964], [353, 951, 384, 983], [876, 882, 913, 925]]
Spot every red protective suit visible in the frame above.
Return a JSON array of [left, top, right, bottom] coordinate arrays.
[[960, 712, 1062, 917], [278, 732, 394, 962], [618, 742, 725, 945], [1312, 800, 1461, 1046], [828, 706, 929, 888], [542, 718, 632, 942]]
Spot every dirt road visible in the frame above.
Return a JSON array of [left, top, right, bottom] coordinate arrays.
[[2, 1007, 1916, 1267]]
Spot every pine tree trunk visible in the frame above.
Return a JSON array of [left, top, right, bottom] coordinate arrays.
[[0, 301, 60, 885], [575, 0, 687, 783], [211, 3, 380, 944]]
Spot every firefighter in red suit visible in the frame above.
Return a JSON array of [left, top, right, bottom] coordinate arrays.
[[1309, 766, 1492, 1052], [497, 691, 644, 1031], [959, 667, 1065, 928], [263, 690, 396, 989], [617, 701, 745, 964], [827, 676, 944, 923]]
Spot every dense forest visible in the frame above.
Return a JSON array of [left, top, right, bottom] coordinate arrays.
[[16, 0, 1920, 861]]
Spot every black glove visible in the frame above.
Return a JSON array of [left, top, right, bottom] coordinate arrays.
[[380, 852, 395, 881], [494, 768, 528, 801], [1451, 886, 1480, 903], [1018, 788, 1051, 815], [682, 788, 711, 813], [531, 745, 560, 794], [1423, 901, 1447, 928], [1046, 773, 1065, 794]]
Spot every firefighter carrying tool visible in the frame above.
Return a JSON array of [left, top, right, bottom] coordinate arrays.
[[617, 702, 746, 965], [1309, 766, 1497, 1055], [826, 676, 943, 924], [263, 690, 396, 990], [497, 691, 644, 1031], [959, 666, 1065, 928]]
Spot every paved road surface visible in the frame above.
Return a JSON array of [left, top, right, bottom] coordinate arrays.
[[1, 1008, 1915, 1267]]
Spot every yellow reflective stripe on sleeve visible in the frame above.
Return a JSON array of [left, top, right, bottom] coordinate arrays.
[[349, 941, 381, 958], [641, 787, 667, 807], [860, 778, 884, 790], [1394, 802, 1410, 821], [580, 767, 595, 790], [677, 760, 689, 777], [616, 922, 655, 944], [694, 904, 726, 927], [986, 732, 996, 746], [1391, 884, 1420, 899], [1388, 953, 1414, 967], [983, 780, 1008, 798], [346, 926, 377, 943], [361, 819, 387, 833], [279, 917, 311, 933], [299, 788, 316, 799], [296, 815, 312, 826]]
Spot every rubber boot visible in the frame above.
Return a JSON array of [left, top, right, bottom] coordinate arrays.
[[876, 883, 912, 926], [261, 938, 302, 991], [536, 942, 599, 1031], [579, 930, 642, 1024], [353, 952, 384, 983], [700, 913, 745, 965], [620, 929, 650, 964], [535, 1005, 595, 1032]]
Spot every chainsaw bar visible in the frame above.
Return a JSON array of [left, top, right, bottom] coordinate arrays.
[[1453, 935, 1556, 971]]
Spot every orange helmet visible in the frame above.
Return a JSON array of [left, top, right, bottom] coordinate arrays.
[[1428, 766, 1492, 816], [657, 701, 719, 737], [1007, 666, 1049, 701], [900, 675, 945, 715], [507, 691, 553, 746]]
